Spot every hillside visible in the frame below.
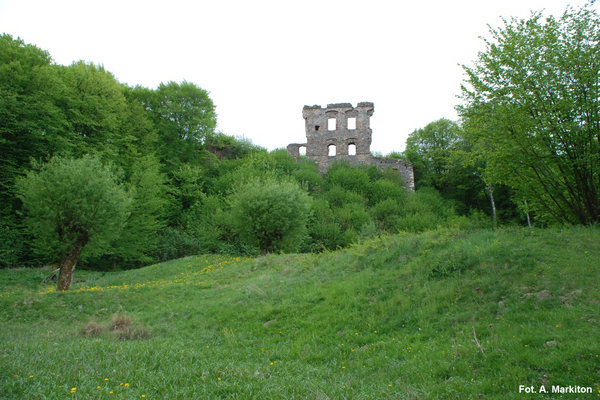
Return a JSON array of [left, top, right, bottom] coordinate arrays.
[[1, 227, 599, 399]]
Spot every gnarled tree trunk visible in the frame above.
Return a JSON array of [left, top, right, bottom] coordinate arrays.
[[56, 238, 86, 291]]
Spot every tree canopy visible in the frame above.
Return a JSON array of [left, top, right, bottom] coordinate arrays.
[[458, 6, 600, 224]]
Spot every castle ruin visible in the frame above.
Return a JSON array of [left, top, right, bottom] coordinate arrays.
[[287, 102, 415, 190]]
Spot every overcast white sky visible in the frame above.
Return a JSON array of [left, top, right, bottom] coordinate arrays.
[[0, 0, 595, 153]]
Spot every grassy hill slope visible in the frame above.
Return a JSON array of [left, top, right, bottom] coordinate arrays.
[[1, 227, 599, 399]]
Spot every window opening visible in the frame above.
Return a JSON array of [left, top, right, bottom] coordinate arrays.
[[328, 118, 336, 131], [348, 143, 356, 156], [315, 125, 320, 131], [299, 146, 306, 156], [347, 117, 356, 130], [328, 144, 336, 156]]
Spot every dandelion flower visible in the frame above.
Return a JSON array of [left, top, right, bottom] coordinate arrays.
[[105, 378, 109, 381], [125, 383, 130, 387]]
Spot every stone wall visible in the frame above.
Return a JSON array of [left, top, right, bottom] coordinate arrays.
[[287, 102, 415, 190]]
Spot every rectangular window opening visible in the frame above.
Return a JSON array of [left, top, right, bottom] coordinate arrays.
[[347, 117, 356, 130], [328, 118, 337, 131]]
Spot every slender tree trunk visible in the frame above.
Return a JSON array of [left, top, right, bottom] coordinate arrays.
[[488, 183, 497, 229], [524, 200, 532, 228], [57, 240, 85, 291]]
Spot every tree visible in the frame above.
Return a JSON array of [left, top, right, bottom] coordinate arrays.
[[228, 178, 311, 254], [56, 61, 131, 158], [0, 35, 68, 214], [17, 156, 130, 290], [405, 119, 497, 216], [405, 119, 461, 189], [458, 6, 600, 224], [132, 81, 217, 169]]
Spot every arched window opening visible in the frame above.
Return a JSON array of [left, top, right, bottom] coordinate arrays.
[[328, 144, 336, 156], [348, 143, 356, 156], [299, 146, 306, 156]]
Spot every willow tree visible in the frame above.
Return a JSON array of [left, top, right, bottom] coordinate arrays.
[[458, 6, 600, 224], [17, 156, 130, 290]]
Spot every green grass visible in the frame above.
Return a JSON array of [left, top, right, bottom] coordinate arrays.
[[1, 227, 599, 399]]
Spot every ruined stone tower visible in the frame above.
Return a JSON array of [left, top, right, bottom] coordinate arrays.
[[287, 102, 414, 190]]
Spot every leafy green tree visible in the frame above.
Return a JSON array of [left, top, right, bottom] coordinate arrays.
[[228, 178, 311, 254], [108, 155, 166, 267], [133, 81, 217, 169], [458, 6, 600, 224], [0, 35, 67, 214], [17, 156, 131, 290], [56, 61, 131, 158], [405, 119, 461, 188]]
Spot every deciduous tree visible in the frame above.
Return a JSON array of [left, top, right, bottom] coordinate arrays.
[[17, 156, 130, 290], [458, 6, 600, 224]]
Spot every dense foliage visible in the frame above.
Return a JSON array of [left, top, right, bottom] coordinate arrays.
[[458, 6, 600, 224]]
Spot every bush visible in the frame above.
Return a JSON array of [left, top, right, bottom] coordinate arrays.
[[228, 178, 311, 254], [326, 185, 365, 208], [368, 179, 406, 206], [371, 199, 402, 231], [80, 321, 103, 337], [325, 162, 371, 195], [334, 203, 372, 232]]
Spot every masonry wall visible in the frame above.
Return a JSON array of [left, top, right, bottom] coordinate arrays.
[[287, 102, 415, 190]]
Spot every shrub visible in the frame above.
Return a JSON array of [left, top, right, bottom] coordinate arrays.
[[109, 314, 151, 340], [325, 162, 371, 195], [368, 179, 406, 206], [371, 199, 402, 231], [115, 326, 151, 341], [334, 203, 372, 232], [228, 177, 311, 254], [326, 185, 365, 208], [80, 321, 103, 337], [110, 314, 133, 331]]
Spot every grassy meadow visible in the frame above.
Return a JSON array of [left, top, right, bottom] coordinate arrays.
[[1, 227, 599, 399]]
